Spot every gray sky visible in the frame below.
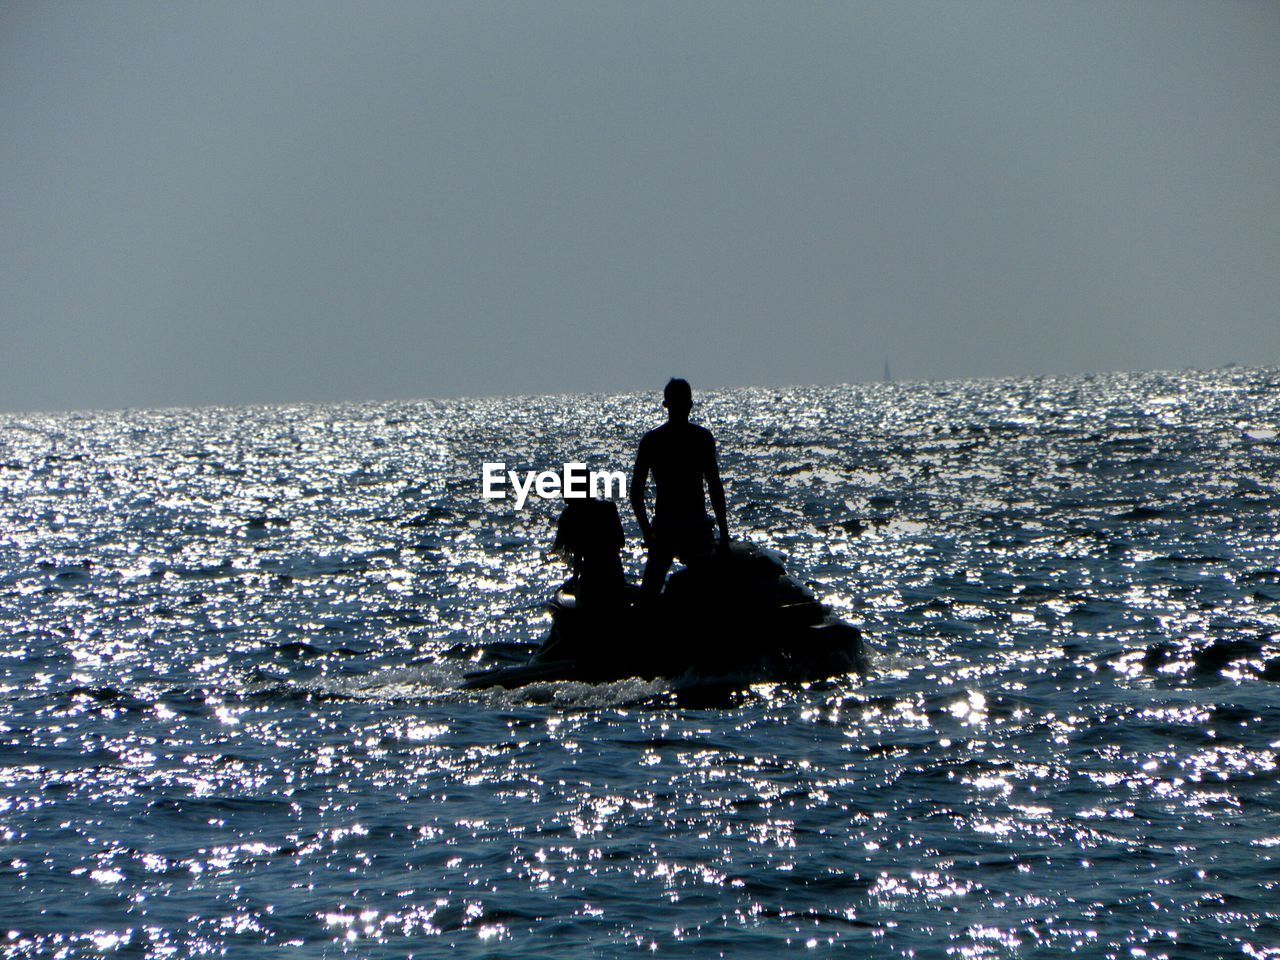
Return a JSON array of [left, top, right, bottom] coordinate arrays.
[[2, 1, 1277, 413]]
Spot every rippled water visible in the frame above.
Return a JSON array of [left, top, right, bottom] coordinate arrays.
[[2, 368, 1279, 958]]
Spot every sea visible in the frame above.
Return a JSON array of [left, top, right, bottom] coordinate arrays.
[[1, 367, 1278, 958]]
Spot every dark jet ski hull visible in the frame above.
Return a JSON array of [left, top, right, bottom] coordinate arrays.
[[462, 544, 867, 690]]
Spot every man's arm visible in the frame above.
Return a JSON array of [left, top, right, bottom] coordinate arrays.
[[705, 433, 729, 546], [630, 440, 653, 546]]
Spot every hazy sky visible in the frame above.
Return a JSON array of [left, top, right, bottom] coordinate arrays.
[[2, 1, 1277, 412]]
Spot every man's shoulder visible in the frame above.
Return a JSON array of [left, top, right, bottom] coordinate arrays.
[[639, 425, 665, 447], [685, 422, 715, 448], [641, 421, 713, 449]]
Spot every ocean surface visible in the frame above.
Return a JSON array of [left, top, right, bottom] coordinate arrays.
[[2, 368, 1279, 958]]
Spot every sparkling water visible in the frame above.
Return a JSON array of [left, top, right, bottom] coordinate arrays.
[[2, 368, 1278, 957]]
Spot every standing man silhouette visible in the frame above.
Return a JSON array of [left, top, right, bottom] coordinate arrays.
[[630, 378, 730, 597]]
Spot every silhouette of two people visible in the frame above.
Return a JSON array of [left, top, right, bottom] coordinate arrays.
[[630, 378, 729, 597], [553, 378, 728, 608]]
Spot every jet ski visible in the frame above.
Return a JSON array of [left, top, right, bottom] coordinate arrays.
[[461, 542, 867, 690]]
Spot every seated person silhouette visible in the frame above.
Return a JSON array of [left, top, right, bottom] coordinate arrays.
[[630, 378, 730, 597], [552, 497, 627, 610]]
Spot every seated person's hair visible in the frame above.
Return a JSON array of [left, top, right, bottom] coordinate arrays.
[[554, 498, 626, 605]]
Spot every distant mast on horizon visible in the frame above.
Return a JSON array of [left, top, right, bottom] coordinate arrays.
[[883, 359, 891, 383]]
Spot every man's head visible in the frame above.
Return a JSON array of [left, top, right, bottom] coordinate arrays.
[[663, 378, 693, 420]]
